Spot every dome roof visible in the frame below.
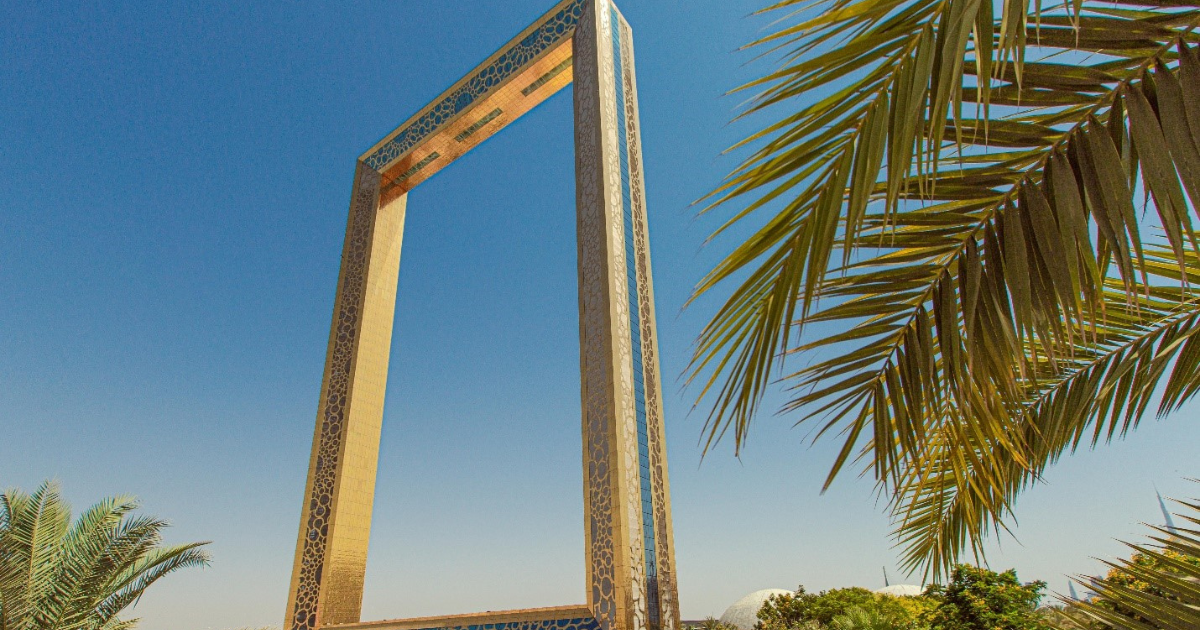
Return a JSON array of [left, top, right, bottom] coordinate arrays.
[[719, 589, 794, 630], [875, 584, 923, 597]]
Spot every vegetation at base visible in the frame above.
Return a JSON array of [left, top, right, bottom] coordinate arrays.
[[744, 491, 1200, 629], [0, 480, 210, 630], [755, 565, 1051, 630], [829, 607, 915, 630], [1055, 488, 1200, 630], [758, 586, 922, 629], [1086, 550, 1200, 628], [687, 619, 741, 630], [924, 566, 1052, 630]]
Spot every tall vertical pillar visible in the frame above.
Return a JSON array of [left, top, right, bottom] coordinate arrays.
[[574, 3, 679, 630], [285, 4, 679, 630], [285, 164, 408, 630], [615, 12, 680, 630]]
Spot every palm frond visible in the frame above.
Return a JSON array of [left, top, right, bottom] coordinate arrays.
[[94, 542, 210, 625], [692, 0, 1200, 577], [0, 482, 209, 630], [1066, 489, 1200, 630], [884, 264, 1200, 577], [0, 481, 72, 629], [48, 495, 139, 629]]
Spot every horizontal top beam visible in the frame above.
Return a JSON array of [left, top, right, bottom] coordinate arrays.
[[360, 0, 585, 202]]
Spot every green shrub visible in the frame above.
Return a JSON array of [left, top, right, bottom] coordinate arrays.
[[758, 586, 929, 630], [923, 565, 1052, 630]]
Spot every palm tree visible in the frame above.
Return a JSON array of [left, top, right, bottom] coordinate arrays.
[[1058, 489, 1200, 629], [688, 0, 1200, 578], [0, 481, 210, 630], [830, 607, 909, 630]]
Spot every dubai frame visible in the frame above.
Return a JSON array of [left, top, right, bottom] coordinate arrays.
[[284, 2, 680, 630]]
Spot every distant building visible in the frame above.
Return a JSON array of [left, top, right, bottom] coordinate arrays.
[[718, 589, 794, 630], [875, 584, 923, 597], [715, 582, 926, 630]]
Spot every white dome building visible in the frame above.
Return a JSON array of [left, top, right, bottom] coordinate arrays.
[[719, 588, 794, 630], [875, 584, 923, 597]]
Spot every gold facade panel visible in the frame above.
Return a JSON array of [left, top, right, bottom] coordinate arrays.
[[320, 189, 407, 624], [573, 3, 620, 628], [287, 168, 408, 630], [378, 40, 575, 202], [617, 19, 679, 630], [287, 3, 676, 630], [359, 0, 582, 168]]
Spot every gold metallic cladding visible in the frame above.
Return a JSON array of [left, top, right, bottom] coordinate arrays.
[[285, 165, 407, 630], [396, 153, 440, 181], [524, 57, 575, 96], [575, 3, 647, 630], [377, 41, 575, 201], [573, 3, 619, 629], [360, 0, 580, 165], [454, 109, 503, 143], [324, 187, 406, 624], [617, 18, 680, 630], [605, 5, 647, 630], [287, 3, 676, 630]]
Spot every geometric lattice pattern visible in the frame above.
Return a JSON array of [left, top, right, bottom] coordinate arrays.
[[286, 165, 383, 630], [285, 3, 679, 630], [361, 0, 586, 173], [436, 617, 600, 630]]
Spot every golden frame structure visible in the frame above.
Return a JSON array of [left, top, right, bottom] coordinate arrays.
[[284, 2, 679, 630]]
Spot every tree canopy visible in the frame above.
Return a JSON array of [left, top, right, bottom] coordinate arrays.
[[0, 481, 209, 630]]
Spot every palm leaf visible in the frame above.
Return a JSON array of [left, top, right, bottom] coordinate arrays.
[[0, 482, 209, 630], [1065, 489, 1200, 630], [692, 0, 1200, 578]]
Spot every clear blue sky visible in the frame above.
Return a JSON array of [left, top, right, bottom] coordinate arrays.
[[2, 2, 1197, 629]]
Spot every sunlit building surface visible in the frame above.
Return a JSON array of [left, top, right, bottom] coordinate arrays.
[[283, 3, 680, 630], [718, 590, 793, 630]]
